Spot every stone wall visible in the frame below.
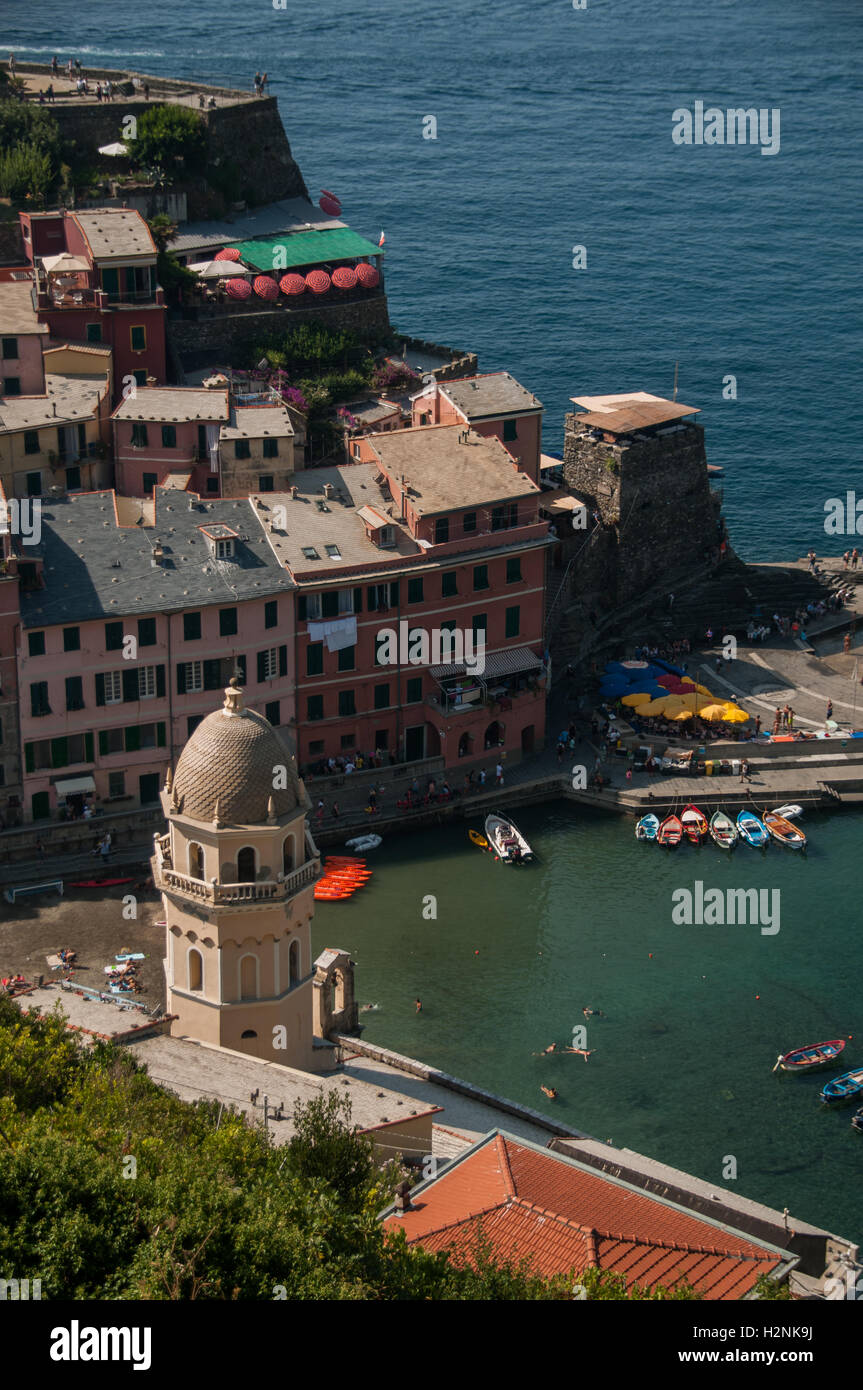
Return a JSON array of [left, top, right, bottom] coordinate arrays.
[[563, 417, 723, 606], [169, 295, 392, 364], [400, 335, 478, 381], [0, 221, 25, 266]]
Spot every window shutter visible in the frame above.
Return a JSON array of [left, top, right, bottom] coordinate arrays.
[[389, 581, 399, 606], [156, 665, 166, 698], [84, 732, 94, 762], [125, 725, 141, 753], [157, 722, 166, 747], [98, 730, 108, 755], [353, 587, 363, 613], [236, 654, 247, 684], [279, 645, 287, 677], [203, 659, 221, 690], [25, 743, 35, 773], [257, 651, 267, 683], [51, 737, 68, 769], [297, 594, 307, 621], [176, 664, 187, 695], [122, 669, 139, 703], [366, 585, 377, 611], [95, 672, 106, 706]]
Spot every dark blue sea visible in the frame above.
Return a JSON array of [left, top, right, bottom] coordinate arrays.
[[3, 0, 862, 559]]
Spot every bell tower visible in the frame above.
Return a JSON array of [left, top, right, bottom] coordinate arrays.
[[152, 681, 328, 1071]]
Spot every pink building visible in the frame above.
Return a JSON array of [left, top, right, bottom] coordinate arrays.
[[410, 372, 544, 482], [0, 283, 48, 397], [17, 488, 296, 821], [112, 386, 230, 497]]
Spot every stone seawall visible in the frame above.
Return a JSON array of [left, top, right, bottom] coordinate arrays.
[[169, 295, 392, 363]]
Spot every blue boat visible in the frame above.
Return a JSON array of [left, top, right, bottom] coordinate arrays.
[[820, 1068, 863, 1104], [635, 813, 659, 842], [736, 809, 770, 848]]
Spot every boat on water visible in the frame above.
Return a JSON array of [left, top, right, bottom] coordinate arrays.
[[469, 828, 489, 848], [681, 804, 708, 843], [736, 809, 770, 848], [657, 814, 683, 846], [485, 813, 535, 863], [635, 813, 660, 842], [708, 810, 737, 849], [772, 804, 803, 821], [775, 1039, 846, 1072], [345, 833, 382, 851], [763, 810, 807, 850], [852, 1108, 863, 1133], [821, 1068, 863, 1103]]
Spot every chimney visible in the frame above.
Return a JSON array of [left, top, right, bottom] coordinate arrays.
[[290, 484, 299, 498], [323, 482, 334, 499], [393, 1180, 413, 1214], [152, 542, 164, 566]]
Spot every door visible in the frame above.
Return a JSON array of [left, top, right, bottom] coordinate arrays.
[[521, 724, 535, 754], [405, 724, 425, 762], [31, 790, 51, 820], [138, 772, 160, 805]]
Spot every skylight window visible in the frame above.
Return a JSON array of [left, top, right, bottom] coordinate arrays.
[[325, 544, 341, 559], [302, 546, 320, 560]]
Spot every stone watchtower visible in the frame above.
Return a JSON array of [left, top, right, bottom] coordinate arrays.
[[152, 680, 333, 1071], [562, 392, 725, 605]]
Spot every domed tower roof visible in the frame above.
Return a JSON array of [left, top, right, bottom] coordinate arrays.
[[171, 680, 300, 825]]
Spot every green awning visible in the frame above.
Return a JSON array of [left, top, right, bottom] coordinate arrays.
[[233, 229, 384, 273]]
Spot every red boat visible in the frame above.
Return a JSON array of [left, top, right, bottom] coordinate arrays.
[[68, 877, 135, 888], [681, 804, 708, 843], [775, 1039, 846, 1072], [657, 814, 683, 846]]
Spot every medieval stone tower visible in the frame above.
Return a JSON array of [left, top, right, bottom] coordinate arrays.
[[152, 679, 331, 1071]]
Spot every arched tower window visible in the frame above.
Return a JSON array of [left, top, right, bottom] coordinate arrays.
[[188, 948, 203, 992], [188, 842, 204, 879], [239, 953, 259, 999], [289, 939, 300, 984], [236, 846, 256, 882], [282, 835, 294, 875]]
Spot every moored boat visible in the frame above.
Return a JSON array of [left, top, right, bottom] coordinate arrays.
[[345, 834, 382, 851], [681, 804, 708, 843], [708, 810, 737, 849], [485, 813, 535, 863], [820, 1068, 863, 1103], [775, 1039, 846, 1072], [852, 1108, 863, 1133], [635, 813, 660, 842], [657, 814, 683, 846], [771, 804, 803, 821], [764, 810, 807, 850], [736, 809, 770, 848]]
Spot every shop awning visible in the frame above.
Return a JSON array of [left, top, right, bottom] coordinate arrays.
[[54, 775, 96, 797], [429, 646, 544, 681], [232, 228, 384, 273]]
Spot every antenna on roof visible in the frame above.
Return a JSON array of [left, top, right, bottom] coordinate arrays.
[[672, 361, 679, 402]]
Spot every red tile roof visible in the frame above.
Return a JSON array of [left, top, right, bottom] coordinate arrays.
[[384, 1135, 788, 1299]]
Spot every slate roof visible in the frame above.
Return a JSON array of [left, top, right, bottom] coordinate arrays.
[[0, 374, 107, 432], [221, 404, 293, 440], [369, 426, 540, 517], [112, 386, 229, 423], [382, 1132, 794, 1300], [440, 372, 543, 420], [168, 197, 346, 257], [72, 209, 157, 262], [0, 282, 49, 335], [20, 488, 294, 629]]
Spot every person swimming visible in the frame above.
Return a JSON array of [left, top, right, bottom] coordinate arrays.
[[565, 1047, 594, 1060], [540, 1085, 558, 1100]]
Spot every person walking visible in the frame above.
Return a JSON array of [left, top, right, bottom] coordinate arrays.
[[479, 768, 486, 787], [331, 801, 340, 819], [51, 55, 59, 77], [495, 762, 504, 786], [844, 632, 852, 655], [754, 715, 761, 736], [843, 550, 850, 569], [772, 707, 781, 735], [788, 706, 795, 729], [826, 700, 833, 722]]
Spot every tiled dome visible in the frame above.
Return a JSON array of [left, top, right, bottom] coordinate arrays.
[[172, 682, 300, 824]]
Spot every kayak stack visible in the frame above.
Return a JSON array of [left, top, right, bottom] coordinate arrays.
[[314, 856, 373, 902]]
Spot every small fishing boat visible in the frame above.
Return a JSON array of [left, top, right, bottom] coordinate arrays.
[[736, 809, 770, 848], [775, 1039, 846, 1072], [771, 804, 803, 821], [821, 1068, 863, 1103], [681, 804, 708, 843], [852, 1108, 863, 1134], [657, 814, 683, 846], [635, 813, 660, 842], [708, 810, 738, 850], [764, 810, 807, 850], [469, 828, 489, 849], [345, 834, 382, 851], [485, 813, 535, 863]]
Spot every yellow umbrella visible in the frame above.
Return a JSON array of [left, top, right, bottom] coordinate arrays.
[[662, 692, 702, 712], [669, 708, 694, 721], [621, 691, 651, 707], [698, 702, 732, 721], [634, 697, 671, 716], [722, 705, 750, 723]]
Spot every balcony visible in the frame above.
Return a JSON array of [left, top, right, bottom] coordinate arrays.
[[154, 834, 320, 906]]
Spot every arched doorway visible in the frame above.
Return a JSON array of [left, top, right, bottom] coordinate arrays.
[[484, 720, 503, 750], [236, 846, 256, 881], [188, 842, 204, 879], [282, 836, 294, 875], [289, 939, 300, 985], [188, 948, 203, 992], [239, 953, 258, 999], [458, 731, 472, 759]]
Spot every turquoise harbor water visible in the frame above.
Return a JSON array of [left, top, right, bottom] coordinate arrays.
[[3, 0, 861, 1241], [313, 804, 863, 1243]]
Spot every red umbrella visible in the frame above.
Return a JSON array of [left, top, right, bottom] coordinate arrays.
[[279, 273, 306, 296], [253, 274, 279, 300], [319, 195, 342, 217], [331, 265, 357, 290], [321, 188, 340, 202], [355, 262, 379, 288], [225, 277, 251, 299], [214, 247, 241, 262], [305, 269, 331, 294]]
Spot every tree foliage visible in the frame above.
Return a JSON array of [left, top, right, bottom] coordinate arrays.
[[0, 93, 60, 202], [128, 105, 205, 175]]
